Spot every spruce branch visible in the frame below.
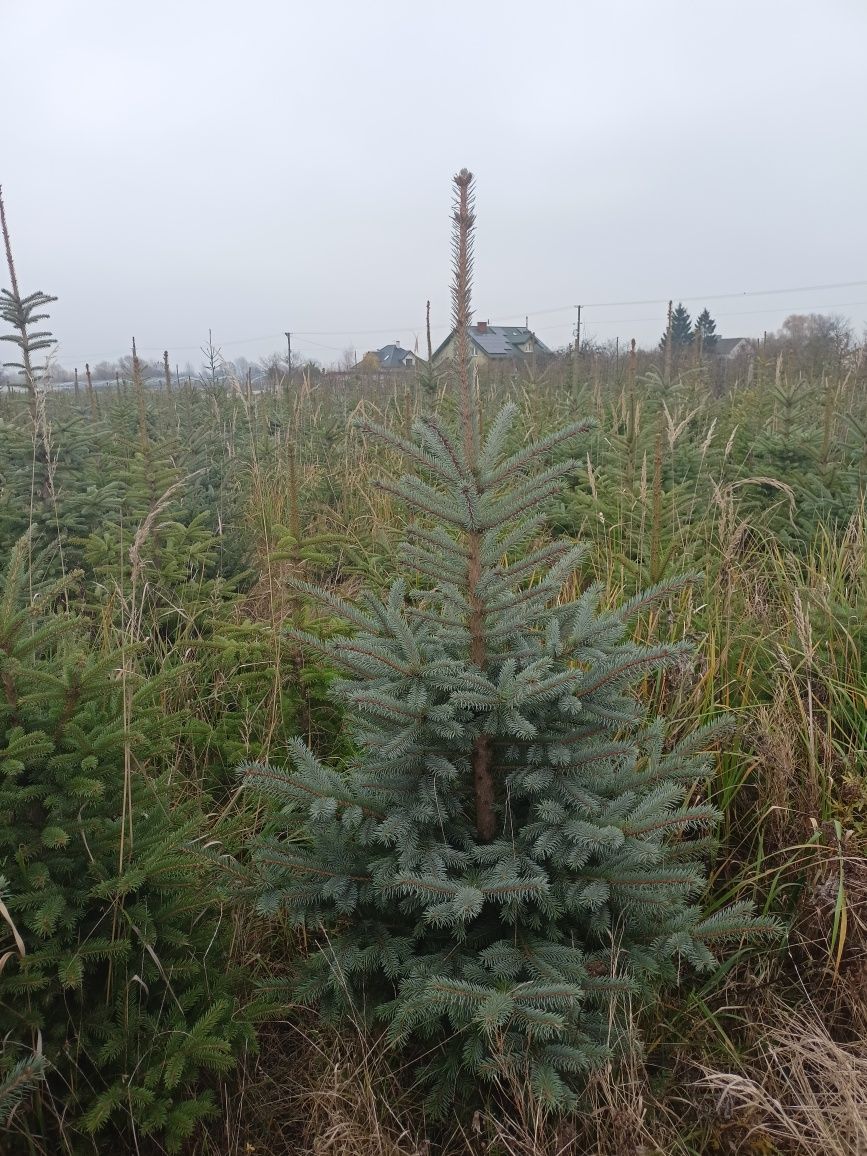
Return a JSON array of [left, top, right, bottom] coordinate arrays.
[[0, 186, 57, 412]]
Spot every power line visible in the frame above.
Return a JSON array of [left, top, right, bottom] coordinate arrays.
[[210, 278, 867, 340], [495, 279, 867, 321], [584, 278, 867, 309], [272, 278, 867, 336], [54, 276, 867, 362], [532, 298, 867, 333]]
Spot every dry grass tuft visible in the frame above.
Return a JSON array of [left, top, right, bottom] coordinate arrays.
[[468, 1053, 683, 1156], [696, 997, 867, 1155], [295, 1030, 426, 1156], [199, 1016, 428, 1156], [206, 1010, 694, 1156]]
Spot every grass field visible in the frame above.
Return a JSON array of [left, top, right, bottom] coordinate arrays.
[[0, 344, 865, 1152]]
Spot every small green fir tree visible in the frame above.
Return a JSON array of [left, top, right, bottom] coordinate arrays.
[[245, 170, 776, 1114], [0, 536, 261, 1153]]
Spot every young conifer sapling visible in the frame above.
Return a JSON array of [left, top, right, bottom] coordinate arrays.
[[244, 169, 777, 1114]]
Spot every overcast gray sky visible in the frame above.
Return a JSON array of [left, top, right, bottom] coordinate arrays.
[[3, 0, 866, 369]]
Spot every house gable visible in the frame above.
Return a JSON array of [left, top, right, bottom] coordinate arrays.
[[358, 343, 424, 370], [432, 322, 551, 364], [713, 337, 753, 359]]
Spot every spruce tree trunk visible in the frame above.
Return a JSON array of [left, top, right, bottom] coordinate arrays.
[[468, 528, 495, 841]]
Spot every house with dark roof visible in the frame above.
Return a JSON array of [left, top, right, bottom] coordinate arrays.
[[712, 337, 754, 360], [432, 321, 552, 366], [356, 342, 423, 371]]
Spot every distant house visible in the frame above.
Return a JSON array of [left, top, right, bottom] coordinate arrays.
[[357, 342, 423, 371], [432, 321, 552, 366], [712, 337, 754, 360]]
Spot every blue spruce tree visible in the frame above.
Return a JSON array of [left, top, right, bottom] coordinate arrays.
[[244, 170, 776, 1113]]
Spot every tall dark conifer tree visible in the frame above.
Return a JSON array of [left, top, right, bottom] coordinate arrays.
[[694, 307, 719, 351], [659, 302, 695, 352]]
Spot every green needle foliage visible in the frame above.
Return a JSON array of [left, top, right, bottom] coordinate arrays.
[[0, 1055, 46, 1128], [0, 537, 262, 1153], [244, 171, 778, 1116], [0, 874, 45, 1129]]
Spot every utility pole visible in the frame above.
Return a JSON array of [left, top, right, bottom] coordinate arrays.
[[290, 332, 298, 404], [571, 305, 582, 392]]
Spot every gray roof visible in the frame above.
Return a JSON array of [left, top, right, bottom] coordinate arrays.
[[376, 343, 417, 368], [472, 330, 515, 356], [713, 337, 751, 357], [469, 325, 552, 357]]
